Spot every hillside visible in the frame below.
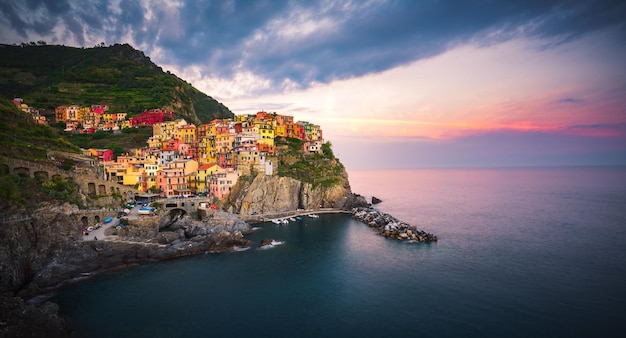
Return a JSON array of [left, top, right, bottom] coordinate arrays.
[[0, 98, 79, 160], [0, 43, 233, 124]]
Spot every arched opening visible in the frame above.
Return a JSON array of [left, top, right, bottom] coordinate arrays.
[[80, 216, 88, 227], [0, 164, 9, 175], [13, 167, 30, 177], [34, 171, 49, 182], [94, 215, 101, 223], [98, 185, 106, 195], [88, 183, 96, 196]]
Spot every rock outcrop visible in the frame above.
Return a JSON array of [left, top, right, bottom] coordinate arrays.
[[224, 172, 368, 215], [352, 207, 438, 243], [0, 204, 252, 336], [0, 293, 71, 337]]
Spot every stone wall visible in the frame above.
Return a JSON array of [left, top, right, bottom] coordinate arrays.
[[0, 156, 137, 199], [113, 217, 160, 240]]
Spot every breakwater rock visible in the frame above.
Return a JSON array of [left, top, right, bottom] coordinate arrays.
[[352, 207, 438, 243]]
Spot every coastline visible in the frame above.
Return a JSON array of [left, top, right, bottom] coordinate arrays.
[[15, 205, 434, 300], [237, 207, 352, 224], [1, 204, 433, 337]]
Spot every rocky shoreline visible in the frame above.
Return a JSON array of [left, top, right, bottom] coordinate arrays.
[[1, 201, 430, 337], [0, 209, 252, 337], [352, 207, 438, 242]]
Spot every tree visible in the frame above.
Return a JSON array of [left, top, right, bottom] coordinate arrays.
[[61, 158, 75, 170], [321, 142, 334, 159]]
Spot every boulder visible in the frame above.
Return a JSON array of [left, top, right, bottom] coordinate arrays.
[[351, 207, 438, 243], [371, 196, 383, 204], [260, 238, 274, 247]]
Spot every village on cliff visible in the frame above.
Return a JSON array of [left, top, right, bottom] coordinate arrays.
[[12, 99, 324, 199]]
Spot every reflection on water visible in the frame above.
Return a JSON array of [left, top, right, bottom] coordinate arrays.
[[53, 167, 626, 338]]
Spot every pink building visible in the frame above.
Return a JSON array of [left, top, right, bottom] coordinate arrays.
[[157, 168, 186, 197], [209, 169, 241, 199]]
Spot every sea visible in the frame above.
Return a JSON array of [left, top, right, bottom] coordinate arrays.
[[51, 167, 626, 338]]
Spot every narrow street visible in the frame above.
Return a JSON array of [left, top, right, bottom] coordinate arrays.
[[82, 204, 143, 241]]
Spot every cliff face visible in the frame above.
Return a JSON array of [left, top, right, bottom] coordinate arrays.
[[224, 168, 367, 215], [0, 203, 88, 293]]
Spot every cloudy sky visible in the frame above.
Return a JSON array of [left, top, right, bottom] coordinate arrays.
[[1, 0, 625, 169]]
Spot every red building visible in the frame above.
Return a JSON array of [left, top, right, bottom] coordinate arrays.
[[95, 149, 114, 162], [130, 109, 174, 126]]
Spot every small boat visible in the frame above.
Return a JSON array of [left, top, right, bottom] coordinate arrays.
[[289, 217, 296, 222], [281, 219, 289, 224], [308, 214, 319, 218], [295, 216, 302, 220], [271, 219, 281, 225]]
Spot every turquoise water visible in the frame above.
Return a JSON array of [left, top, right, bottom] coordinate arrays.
[[52, 167, 626, 337]]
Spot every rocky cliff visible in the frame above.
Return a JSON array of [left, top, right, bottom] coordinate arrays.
[[223, 168, 367, 215], [0, 202, 251, 337]]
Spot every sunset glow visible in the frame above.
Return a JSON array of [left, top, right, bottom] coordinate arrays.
[[1, 0, 624, 168]]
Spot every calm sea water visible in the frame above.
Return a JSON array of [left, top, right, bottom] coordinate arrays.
[[52, 167, 626, 338]]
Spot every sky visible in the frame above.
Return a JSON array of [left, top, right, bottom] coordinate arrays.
[[1, 0, 625, 169]]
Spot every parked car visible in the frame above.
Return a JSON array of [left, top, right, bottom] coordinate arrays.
[[87, 226, 94, 231], [104, 216, 113, 224]]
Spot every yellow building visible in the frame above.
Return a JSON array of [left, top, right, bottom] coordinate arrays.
[[196, 163, 220, 193], [122, 166, 145, 190], [82, 111, 101, 128], [143, 163, 160, 191], [258, 124, 275, 147], [177, 125, 197, 144], [66, 105, 84, 123], [275, 125, 287, 137], [198, 135, 217, 164], [153, 120, 186, 141], [216, 134, 235, 153]]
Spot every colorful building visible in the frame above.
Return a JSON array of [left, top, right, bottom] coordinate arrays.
[[196, 163, 220, 193], [130, 109, 174, 126], [157, 168, 186, 197], [209, 168, 241, 199]]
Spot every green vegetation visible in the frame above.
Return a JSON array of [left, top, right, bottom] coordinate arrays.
[[0, 173, 82, 209], [0, 98, 80, 160], [61, 126, 153, 156], [0, 43, 233, 123], [275, 137, 345, 188]]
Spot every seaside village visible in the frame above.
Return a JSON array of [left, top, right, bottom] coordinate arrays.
[[12, 99, 324, 199]]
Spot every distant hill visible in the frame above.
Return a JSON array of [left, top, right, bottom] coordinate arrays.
[[0, 43, 233, 124]]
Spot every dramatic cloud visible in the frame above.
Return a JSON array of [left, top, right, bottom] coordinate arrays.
[[2, 0, 625, 92], [1, 0, 625, 168]]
